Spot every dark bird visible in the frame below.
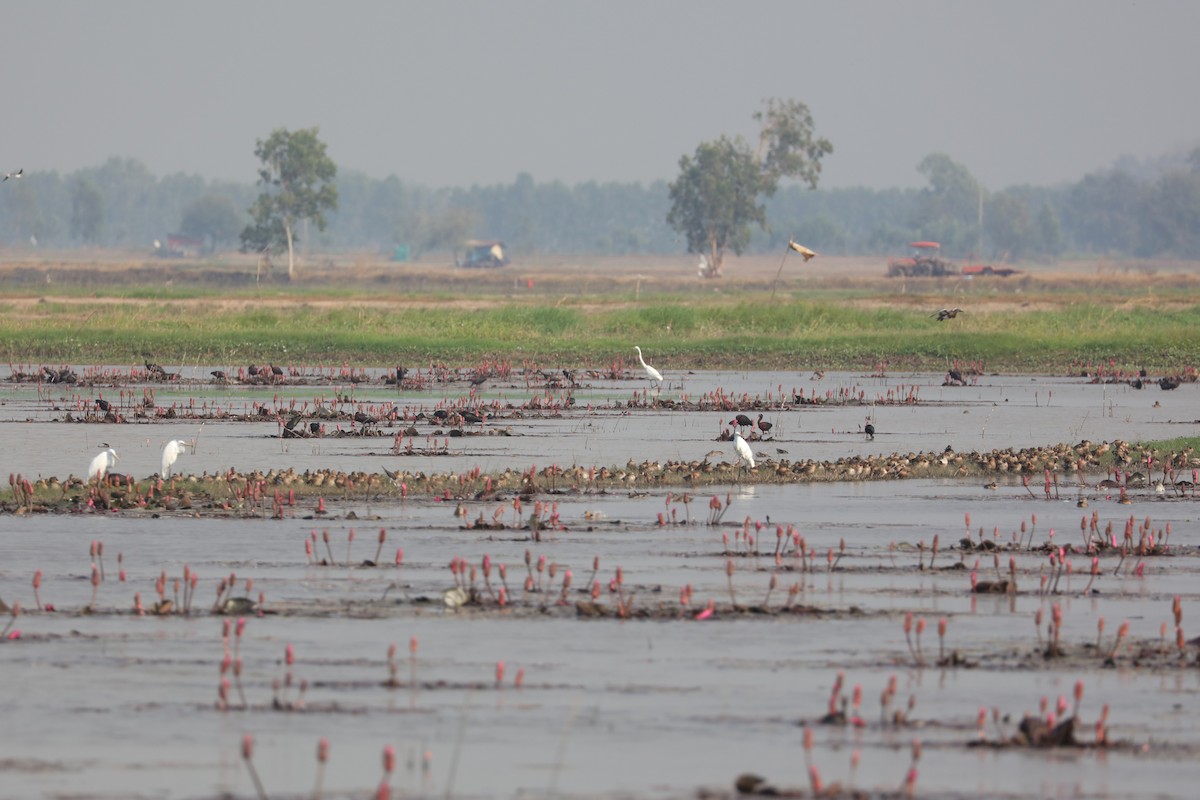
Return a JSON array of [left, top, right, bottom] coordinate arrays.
[[284, 414, 303, 431], [270, 364, 285, 378], [144, 359, 166, 377], [1159, 376, 1181, 390], [309, 421, 322, 435], [1129, 377, 1143, 390], [95, 397, 110, 412], [2, 169, 22, 182], [432, 409, 450, 421], [864, 421, 876, 440], [755, 414, 773, 434], [468, 373, 489, 387], [247, 364, 260, 377], [932, 308, 963, 321], [354, 410, 377, 425], [461, 410, 484, 425], [729, 414, 753, 429], [945, 368, 964, 386], [210, 370, 227, 381]]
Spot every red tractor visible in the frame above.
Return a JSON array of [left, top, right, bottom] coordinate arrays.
[[886, 242, 1021, 278], [886, 242, 959, 277]]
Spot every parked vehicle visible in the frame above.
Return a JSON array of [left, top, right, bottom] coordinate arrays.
[[886, 241, 1019, 277], [457, 240, 509, 269]]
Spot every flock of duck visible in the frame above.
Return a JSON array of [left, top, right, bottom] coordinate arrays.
[[13, 435, 1186, 517]]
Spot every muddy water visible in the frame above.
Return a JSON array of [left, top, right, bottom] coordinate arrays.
[[1, 368, 1199, 799]]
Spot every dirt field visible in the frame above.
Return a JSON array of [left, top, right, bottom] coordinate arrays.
[[2, 250, 1197, 304]]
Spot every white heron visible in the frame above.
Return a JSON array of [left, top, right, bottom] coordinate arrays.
[[733, 432, 756, 470], [88, 446, 119, 482], [633, 346, 663, 388], [161, 439, 192, 478]]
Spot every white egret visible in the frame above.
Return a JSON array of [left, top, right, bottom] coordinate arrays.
[[161, 439, 192, 478], [88, 447, 119, 482], [633, 346, 663, 388], [733, 432, 755, 470]]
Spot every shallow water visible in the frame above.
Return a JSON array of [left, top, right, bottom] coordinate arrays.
[[1, 368, 1198, 799]]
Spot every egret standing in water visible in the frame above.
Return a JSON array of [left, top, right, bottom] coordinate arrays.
[[633, 346, 663, 389], [734, 432, 756, 470], [88, 446, 119, 482], [161, 439, 193, 478]]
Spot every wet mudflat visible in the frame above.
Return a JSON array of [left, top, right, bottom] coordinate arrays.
[[1, 365, 1199, 799]]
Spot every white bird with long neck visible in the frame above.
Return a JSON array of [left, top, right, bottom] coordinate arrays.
[[633, 346, 663, 388], [161, 439, 193, 478], [88, 446, 118, 482], [733, 432, 755, 470]]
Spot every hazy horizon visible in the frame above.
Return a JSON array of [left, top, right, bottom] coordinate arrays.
[[6, 1, 1200, 191]]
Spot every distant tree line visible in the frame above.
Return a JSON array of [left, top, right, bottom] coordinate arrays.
[[1, 149, 1199, 262]]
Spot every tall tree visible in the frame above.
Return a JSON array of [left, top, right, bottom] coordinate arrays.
[[180, 193, 244, 250], [69, 178, 105, 244], [911, 153, 981, 254], [668, 99, 832, 277], [240, 127, 338, 279]]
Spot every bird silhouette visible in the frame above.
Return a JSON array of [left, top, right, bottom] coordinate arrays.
[[932, 308, 963, 321], [729, 413, 753, 430], [864, 421, 876, 440], [755, 414, 773, 434], [2, 169, 22, 182]]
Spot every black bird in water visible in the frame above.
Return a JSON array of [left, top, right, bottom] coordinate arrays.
[[755, 414, 773, 434], [247, 364, 260, 377], [729, 414, 754, 430], [210, 370, 227, 382], [932, 308, 963, 321], [95, 397, 111, 412], [864, 420, 876, 440], [461, 410, 485, 425]]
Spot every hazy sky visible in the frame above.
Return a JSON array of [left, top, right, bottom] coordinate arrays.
[[6, 1, 1199, 191]]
